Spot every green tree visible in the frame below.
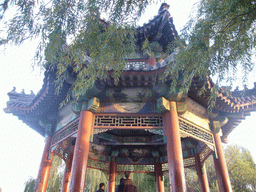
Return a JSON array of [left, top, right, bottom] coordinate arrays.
[[184, 158, 220, 192], [0, 0, 149, 103], [225, 145, 256, 192], [172, 0, 256, 94], [24, 177, 36, 192], [184, 145, 256, 192], [1, 0, 255, 104], [24, 155, 64, 191], [84, 168, 108, 192], [47, 155, 65, 191]]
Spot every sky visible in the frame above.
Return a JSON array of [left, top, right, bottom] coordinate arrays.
[[0, 0, 256, 191]]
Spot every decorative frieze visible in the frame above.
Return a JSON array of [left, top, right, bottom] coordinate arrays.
[[105, 87, 153, 113], [57, 102, 78, 132], [179, 98, 210, 130]]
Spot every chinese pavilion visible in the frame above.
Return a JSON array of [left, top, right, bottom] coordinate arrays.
[[4, 3, 256, 192]]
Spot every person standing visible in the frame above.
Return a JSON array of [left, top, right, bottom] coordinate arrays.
[[96, 183, 105, 192], [115, 178, 124, 192], [118, 171, 137, 192]]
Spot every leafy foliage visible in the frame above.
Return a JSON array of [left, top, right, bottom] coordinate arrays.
[[0, 0, 153, 102], [185, 144, 256, 192], [24, 177, 36, 192], [23, 155, 64, 191], [84, 168, 108, 192], [1, 0, 256, 103], [225, 145, 256, 192], [47, 155, 65, 191], [173, 0, 256, 90]]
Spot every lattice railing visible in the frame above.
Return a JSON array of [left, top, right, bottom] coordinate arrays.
[[179, 117, 214, 147], [183, 157, 196, 168], [87, 159, 109, 172], [94, 114, 163, 129], [200, 145, 214, 163], [52, 144, 70, 162], [117, 164, 155, 173], [162, 157, 198, 169], [51, 114, 215, 156], [51, 118, 79, 147], [162, 163, 169, 172]]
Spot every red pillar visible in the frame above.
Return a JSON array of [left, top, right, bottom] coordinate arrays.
[[34, 136, 53, 192], [155, 163, 164, 192], [107, 157, 117, 192], [195, 154, 210, 192], [163, 101, 186, 192], [61, 153, 73, 192], [69, 111, 94, 191], [213, 132, 232, 192]]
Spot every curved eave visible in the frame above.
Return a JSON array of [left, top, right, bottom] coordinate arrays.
[[189, 78, 256, 112], [6, 71, 54, 114], [5, 71, 71, 136], [220, 111, 251, 143], [188, 77, 256, 141]]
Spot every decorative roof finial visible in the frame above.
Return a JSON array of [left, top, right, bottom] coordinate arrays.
[[11, 87, 16, 93], [21, 89, 25, 94], [158, 3, 170, 14], [30, 90, 35, 95]]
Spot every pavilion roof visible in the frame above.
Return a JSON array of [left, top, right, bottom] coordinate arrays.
[[4, 64, 256, 141], [135, 3, 177, 52], [4, 3, 256, 142]]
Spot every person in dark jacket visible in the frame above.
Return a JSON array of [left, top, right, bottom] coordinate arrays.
[[96, 183, 105, 192], [115, 178, 124, 192], [118, 171, 137, 192]]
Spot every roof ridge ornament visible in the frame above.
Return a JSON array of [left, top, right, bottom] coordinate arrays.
[[158, 3, 170, 14], [11, 87, 16, 93]]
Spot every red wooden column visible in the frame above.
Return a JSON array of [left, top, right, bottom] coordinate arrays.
[[213, 154, 224, 190], [69, 110, 94, 191], [34, 136, 53, 192], [163, 101, 186, 192], [154, 163, 164, 192], [61, 153, 74, 192], [195, 154, 210, 192], [107, 157, 117, 192], [213, 132, 232, 192]]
